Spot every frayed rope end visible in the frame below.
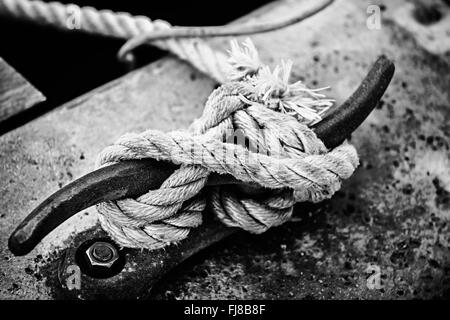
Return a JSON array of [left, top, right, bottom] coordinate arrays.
[[226, 38, 334, 125]]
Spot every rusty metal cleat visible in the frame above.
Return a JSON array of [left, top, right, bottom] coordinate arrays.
[[8, 56, 395, 299]]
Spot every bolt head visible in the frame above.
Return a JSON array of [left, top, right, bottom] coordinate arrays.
[[85, 241, 119, 268]]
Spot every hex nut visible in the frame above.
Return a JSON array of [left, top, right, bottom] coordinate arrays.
[[85, 241, 119, 268]]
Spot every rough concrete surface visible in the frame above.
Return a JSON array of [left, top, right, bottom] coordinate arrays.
[[1, 0, 450, 299]]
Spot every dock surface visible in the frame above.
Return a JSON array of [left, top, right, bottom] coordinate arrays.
[[1, 0, 449, 299]]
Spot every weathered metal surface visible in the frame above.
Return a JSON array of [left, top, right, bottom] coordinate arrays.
[[0, 57, 45, 130], [7, 56, 393, 299], [0, 0, 449, 300], [9, 55, 394, 258]]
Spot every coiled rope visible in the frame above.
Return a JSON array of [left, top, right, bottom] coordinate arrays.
[[0, 0, 358, 250], [96, 40, 359, 249]]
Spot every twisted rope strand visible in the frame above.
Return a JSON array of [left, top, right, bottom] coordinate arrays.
[[0, 0, 334, 82]]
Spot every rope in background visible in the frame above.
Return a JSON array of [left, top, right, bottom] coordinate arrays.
[[0, 0, 333, 82]]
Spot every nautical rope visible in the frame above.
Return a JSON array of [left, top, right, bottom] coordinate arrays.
[[0, 0, 356, 250], [0, 0, 333, 82], [96, 40, 359, 249]]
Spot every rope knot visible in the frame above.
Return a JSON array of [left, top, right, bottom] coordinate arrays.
[[96, 39, 359, 250]]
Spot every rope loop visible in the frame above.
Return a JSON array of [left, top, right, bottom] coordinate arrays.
[[96, 39, 359, 249]]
